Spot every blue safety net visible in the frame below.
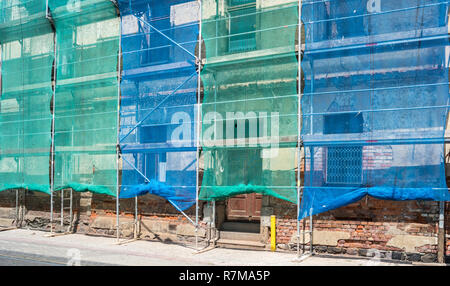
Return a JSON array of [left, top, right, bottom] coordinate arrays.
[[117, 0, 199, 211], [300, 0, 450, 220]]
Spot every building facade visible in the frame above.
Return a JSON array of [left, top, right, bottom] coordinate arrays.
[[0, 0, 449, 264]]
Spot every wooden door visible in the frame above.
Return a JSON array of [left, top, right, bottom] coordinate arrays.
[[226, 193, 262, 221]]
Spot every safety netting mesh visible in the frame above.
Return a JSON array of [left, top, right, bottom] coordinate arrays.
[[49, 0, 120, 196], [299, 0, 450, 219], [0, 0, 54, 194], [199, 0, 299, 203], [117, 0, 199, 211]]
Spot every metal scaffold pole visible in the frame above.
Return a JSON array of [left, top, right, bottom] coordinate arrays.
[[116, 160, 120, 243], [310, 207, 313, 254], [47, 2, 56, 236], [296, 188, 300, 257], [70, 190, 73, 231], [212, 200, 216, 246], [296, 0, 302, 259], [195, 0, 203, 251], [115, 13, 122, 244], [116, 196, 140, 245], [15, 190, 18, 227], [134, 196, 138, 239], [61, 190, 64, 228], [45, 4, 76, 236]]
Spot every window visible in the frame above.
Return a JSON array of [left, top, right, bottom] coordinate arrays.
[[140, 125, 168, 143], [324, 112, 364, 135], [326, 146, 363, 185], [139, 3, 171, 65], [324, 112, 364, 185], [227, 0, 257, 53], [142, 153, 167, 182]]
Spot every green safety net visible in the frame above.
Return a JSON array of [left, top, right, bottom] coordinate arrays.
[[49, 0, 120, 196], [0, 0, 54, 194], [199, 0, 299, 203]]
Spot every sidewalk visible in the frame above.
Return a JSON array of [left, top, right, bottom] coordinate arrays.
[[0, 229, 411, 266]]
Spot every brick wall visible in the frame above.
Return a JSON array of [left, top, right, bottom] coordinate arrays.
[[270, 196, 446, 263], [0, 189, 91, 232], [88, 193, 207, 242], [0, 189, 208, 243]]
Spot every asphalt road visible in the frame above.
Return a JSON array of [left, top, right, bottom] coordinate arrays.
[[0, 251, 64, 266], [0, 249, 116, 266]]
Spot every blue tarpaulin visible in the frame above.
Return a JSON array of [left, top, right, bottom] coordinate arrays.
[[117, 0, 199, 211], [299, 0, 450, 219]]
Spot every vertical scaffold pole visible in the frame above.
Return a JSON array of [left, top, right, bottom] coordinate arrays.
[[134, 196, 138, 239], [115, 138, 120, 240], [60, 189, 64, 228], [310, 207, 313, 254], [296, 188, 300, 257], [309, 147, 314, 255], [212, 200, 216, 246], [69, 189, 73, 232], [50, 185, 53, 234], [115, 16, 122, 244], [47, 2, 56, 235], [195, 0, 203, 251], [15, 190, 18, 228], [296, 0, 302, 258]]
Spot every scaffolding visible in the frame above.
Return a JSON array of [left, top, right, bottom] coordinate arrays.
[[297, 0, 450, 259], [0, 0, 449, 259], [0, 0, 54, 232], [196, 0, 302, 254], [300, 0, 450, 216], [115, 0, 201, 246], [43, 0, 121, 236], [199, 0, 299, 204], [0, 0, 302, 248]]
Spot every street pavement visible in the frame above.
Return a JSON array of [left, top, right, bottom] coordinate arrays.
[[0, 229, 412, 266]]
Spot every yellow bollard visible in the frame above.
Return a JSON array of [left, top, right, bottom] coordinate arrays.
[[270, 215, 276, 251]]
